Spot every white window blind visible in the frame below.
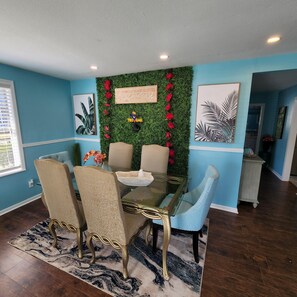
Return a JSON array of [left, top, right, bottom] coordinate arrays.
[[0, 79, 25, 177]]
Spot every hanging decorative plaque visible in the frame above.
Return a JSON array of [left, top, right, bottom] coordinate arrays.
[[115, 85, 157, 104]]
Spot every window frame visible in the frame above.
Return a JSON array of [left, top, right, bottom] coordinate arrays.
[[0, 79, 26, 177]]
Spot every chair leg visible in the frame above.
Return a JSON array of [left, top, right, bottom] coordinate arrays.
[[152, 224, 159, 253], [41, 192, 48, 209], [121, 245, 129, 279], [49, 219, 57, 248], [193, 231, 199, 263], [145, 222, 152, 245], [76, 228, 83, 259], [86, 234, 96, 264]]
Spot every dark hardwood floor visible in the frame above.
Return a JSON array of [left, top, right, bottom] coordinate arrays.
[[0, 168, 296, 296], [204, 168, 297, 297]]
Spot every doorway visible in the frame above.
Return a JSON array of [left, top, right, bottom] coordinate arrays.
[[291, 135, 297, 176], [290, 134, 297, 187], [283, 98, 297, 181], [244, 104, 265, 154], [249, 70, 297, 182]]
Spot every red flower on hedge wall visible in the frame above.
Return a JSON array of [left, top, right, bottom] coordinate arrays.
[[166, 93, 173, 102], [166, 131, 171, 139], [166, 113, 174, 120], [105, 92, 112, 99], [166, 82, 174, 91], [166, 72, 174, 80], [168, 122, 175, 129], [104, 80, 111, 90], [103, 79, 112, 143], [165, 70, 174, 166]]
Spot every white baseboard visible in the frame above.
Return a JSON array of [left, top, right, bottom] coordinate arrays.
[[268, 167, 286, 181], [0, 193, 42, 216], [210, 203, 238, 214]]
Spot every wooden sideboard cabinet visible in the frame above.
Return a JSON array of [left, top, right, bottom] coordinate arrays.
[[238, 155, 265, 208]]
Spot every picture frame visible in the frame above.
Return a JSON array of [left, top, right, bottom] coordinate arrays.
[[275, 106, 287, 139], [73, 93, 97, 135], [195, 83, 240, 143], [115, 85, 158, 104]]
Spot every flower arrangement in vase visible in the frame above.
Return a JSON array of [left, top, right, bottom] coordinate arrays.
[[83, 150, 106, 166], [262, 135, 275, 152]]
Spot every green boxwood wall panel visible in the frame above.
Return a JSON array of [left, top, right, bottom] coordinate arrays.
[[96, 67, 192, 176]]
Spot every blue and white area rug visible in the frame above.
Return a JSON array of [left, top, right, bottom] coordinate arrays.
[[9, 219, 208, 297]]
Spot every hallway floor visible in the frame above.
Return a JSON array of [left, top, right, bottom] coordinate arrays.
[[290, 175, 297, 188]]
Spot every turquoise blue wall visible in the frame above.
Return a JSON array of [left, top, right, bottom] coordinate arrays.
[[188, 53, 297, 210], [0, 63, 74, 211], [272, 85, 297, 176], [2, 52, 297, 213]]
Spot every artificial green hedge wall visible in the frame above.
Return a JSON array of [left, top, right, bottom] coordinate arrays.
[[96, 67, 192, 176]]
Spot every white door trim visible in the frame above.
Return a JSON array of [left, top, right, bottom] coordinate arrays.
[[249, 103, 265, 154], [282, 98, 297, 181]]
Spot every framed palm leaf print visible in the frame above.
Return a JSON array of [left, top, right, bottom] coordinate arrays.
[[73, 94, 97, 135], [275, 106, 287, 139], [195, 83, 240, 143]]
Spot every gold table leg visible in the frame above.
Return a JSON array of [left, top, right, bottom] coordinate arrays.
[[160, 214, 171, 280]]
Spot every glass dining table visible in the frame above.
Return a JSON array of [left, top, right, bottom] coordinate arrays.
[[39, 164, 187, 280], [120, 172, 187, 280]]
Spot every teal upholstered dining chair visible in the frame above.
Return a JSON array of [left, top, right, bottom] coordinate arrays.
[[39, 151, 74, 173], [152, 165, 219, 262]]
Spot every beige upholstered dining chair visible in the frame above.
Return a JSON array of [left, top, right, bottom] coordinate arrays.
[[34, 159, 86, 259], [74, 165, 148, 279], [140, 144, 169, 174], [108, 142, 133, 170]]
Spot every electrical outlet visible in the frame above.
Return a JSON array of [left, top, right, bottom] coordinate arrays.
[[28, 179, 34, 188]]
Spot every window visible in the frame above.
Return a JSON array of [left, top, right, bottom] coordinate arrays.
[[0, 79, 25, 177]]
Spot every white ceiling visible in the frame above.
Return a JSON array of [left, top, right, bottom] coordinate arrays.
[[1, 0, 297, 81]]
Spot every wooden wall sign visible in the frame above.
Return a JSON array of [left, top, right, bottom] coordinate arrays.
[[115, 85, 157, 104]]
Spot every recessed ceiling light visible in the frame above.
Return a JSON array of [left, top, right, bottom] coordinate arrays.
[[160, 54, 169, 60], [267, 36, 281, 44], [90, 65, 98, 70]]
